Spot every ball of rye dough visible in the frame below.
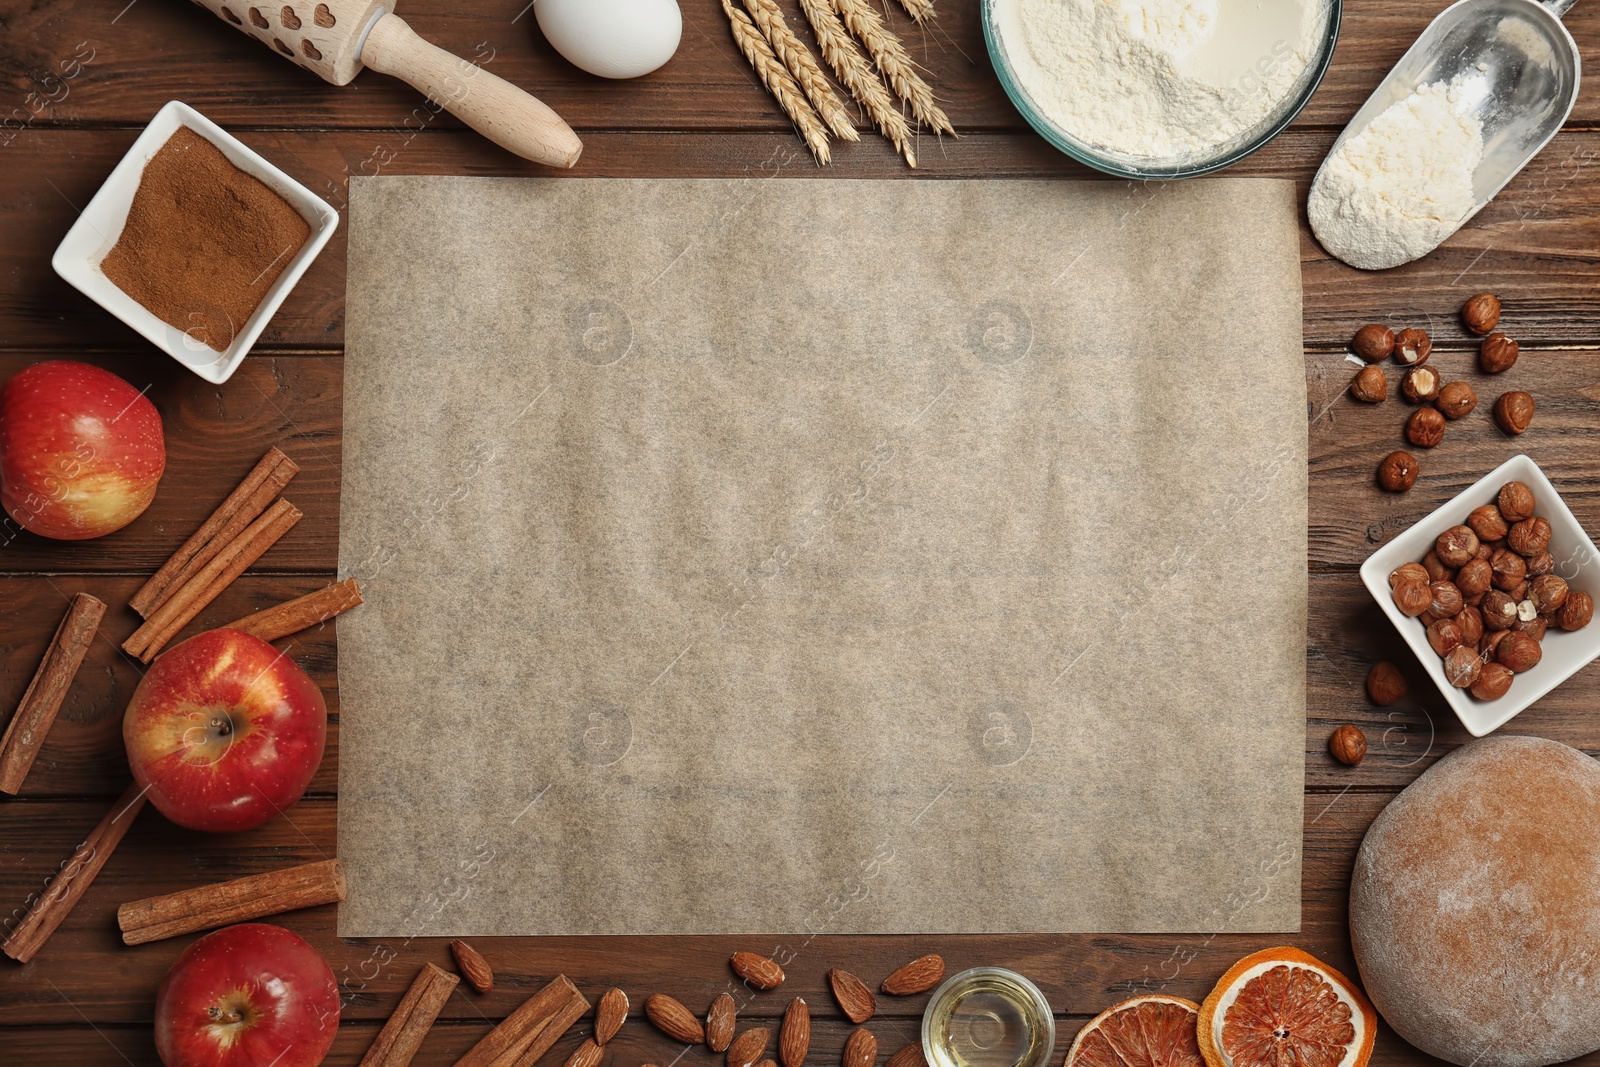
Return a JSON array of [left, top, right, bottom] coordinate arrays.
[[1349, 735, 1600, 1066]]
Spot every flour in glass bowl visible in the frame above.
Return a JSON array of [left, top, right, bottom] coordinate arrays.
[[991, 0, 1331, 162]]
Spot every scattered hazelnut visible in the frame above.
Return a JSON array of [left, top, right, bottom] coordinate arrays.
[[1481, 629, 1512, 658], [1475, 542, 1495, 562], [1445, 646, 1483, 688], [1530, 574, 1570, 614], [1406, 407, 1447, 448], [1426, 618, 1464, 656], [1429, 581, 1465, 618], [1513, 614, 1548, 642], [1394, 328, 1432, 367], [1390, 562, 1431, 589], [1498, 481, 1537, 522], [1482, 590, 1518, 630], [1366, 661, 1408, 705], [1527, 550, 1555, 577], [1559, 591, 1594, 631], [1436, 381, 1479, 420], [1435, 526, 1481, 568], [1508, 579, 1530, 603], [1457, 558, 1493, 598], [1422, 551, 1454, 583], [1329, 724, 1368, 766], [1517, 599, 1540, 623], [1457, 604, 1484, 646], [1461, 293, 1502, 335], [1352, 323, 1396, 363], [1466, 505, 1509, 543], [1401, 366, 1440, 404], [1471, 662, 1515, 701], [1393, 578, 1434, 618], [1479, 332, 1520, 373], [1497, 631, 1543, 673], [1377, 451, 1419, 492], [1508, 516, 1553, 557], [1351, 365, 1388, 403], [1493, 391, 1535, 435], [1490, 548, 1528, 591]]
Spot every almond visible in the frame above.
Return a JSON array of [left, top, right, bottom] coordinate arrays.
[[565, 1039, 604, 1067], [449, 939, 493, 994], [828, 968, 876, 1024], [595, 987, 629, 1045], [731, 951, 785, 990], [779, 998, 810, 1067], [728, 1027, 771, 1067], [646, 994, 706, 1044], [843, 1028, 878, 1067], [707, 992, 738, 1053], [885, 1045, 926, 1067], [880, 955, 944, 996]]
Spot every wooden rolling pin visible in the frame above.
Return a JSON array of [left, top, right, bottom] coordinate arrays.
[[193, 0, 582, 168]]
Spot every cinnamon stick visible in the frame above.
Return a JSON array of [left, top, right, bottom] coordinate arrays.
[[117, 857, 346, 945], [453, 974, 590, 1067], [2, 782, 146, 963], [130, 447, 299, 617], [123, 498, 303, 662], [0, 593, 106, 795], [223, 578, 364, 643], [360, 962, 461, 1067]]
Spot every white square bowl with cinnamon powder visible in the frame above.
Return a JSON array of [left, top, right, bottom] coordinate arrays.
[[52, 100, 337, 384]]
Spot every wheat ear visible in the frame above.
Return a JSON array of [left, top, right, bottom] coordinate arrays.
[[798, 0, 917, 166], [722, 0, 832, 165], [831, 0, 955, 136], [898, 0, 937, 22], [743, 0, 859, 142]]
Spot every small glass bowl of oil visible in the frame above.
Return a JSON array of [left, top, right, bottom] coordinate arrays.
[[921, 968, 1055, 1067]]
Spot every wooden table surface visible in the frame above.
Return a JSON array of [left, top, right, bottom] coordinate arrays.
[[4, 1, 1600, 1063]]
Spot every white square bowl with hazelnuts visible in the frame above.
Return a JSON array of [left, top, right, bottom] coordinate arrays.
[[1361, 454, 1599, 737]]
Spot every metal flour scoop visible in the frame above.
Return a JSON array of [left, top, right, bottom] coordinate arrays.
[[1309, 0, 1579, 270]]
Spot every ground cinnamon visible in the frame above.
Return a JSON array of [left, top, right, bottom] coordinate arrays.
[[101, 125, 309, 352]]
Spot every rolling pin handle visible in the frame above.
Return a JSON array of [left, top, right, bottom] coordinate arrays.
[[358, 13, 582, 169]]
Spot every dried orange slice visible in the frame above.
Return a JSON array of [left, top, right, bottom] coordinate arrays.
[[1197, 947, 1376, 1067], [1066, 995, 1204, 1067]]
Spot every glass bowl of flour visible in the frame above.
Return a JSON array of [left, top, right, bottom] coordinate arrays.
[[985, 0, 1341, 178]]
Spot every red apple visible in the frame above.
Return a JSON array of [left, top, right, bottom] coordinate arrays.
[[155, 923, 339, 1067], [0, 360, 165, 539], [124, 628, 327, 833]]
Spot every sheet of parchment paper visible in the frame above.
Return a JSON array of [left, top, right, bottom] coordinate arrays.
[[337, 177, 1306, 936]]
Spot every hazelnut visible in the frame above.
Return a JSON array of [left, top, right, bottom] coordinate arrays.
[[1464, 590, 1486, 608], [1429, 580, 1465, 618], [1445, 646, 1484, 688], [1527, 550, 1555, 577], [1457, 604, 1484, 646], [1377, 451, 1419, 492], [1366, 661, 1408, 705], [1426, 618, 1464, 657], [1494, 391, 1536, 435], [1508, 580, 1530, 603], [1351, 365, 1388, 403], [1437, 381, 1479, 420], [1435, 526, 1481, 568], [1461, 293, 1502, 335], [1529, 574, 1570, 614], [1497, 631, 1543, 673], [1352, 323, 1395, 363], [1559, 591, 1594, 631], [1517, 598, 1540, 623], [1471, 662, 1515, 701], [1467, 505, 1509, 543], [1390, 562, 1431, 588], [1475, 542, 1495, 562], [1482, 590, 1518, 630], [1457, 558, 1493, 598], [1422, 551, 1454, 583], [1490, 548, 1528, 591], [1328, 724, 1368, 766], [1401, 366, 1440, 404], [1498, 481, 1537, 522], [1406, 407, 1447, 448], [1513, 614, 1548, 642], [1481, 629, 1513, 658], [1508, 516, 1553, 557], [1479, 332, 1520, 373], [1394, 328, 1432, 367], [1393, 577, 1433, 618]]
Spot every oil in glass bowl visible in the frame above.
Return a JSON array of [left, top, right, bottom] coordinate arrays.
[[921, 968, 1055, 1067]]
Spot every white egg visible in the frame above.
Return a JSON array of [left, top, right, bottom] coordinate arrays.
[[536, 0, 683, 80]]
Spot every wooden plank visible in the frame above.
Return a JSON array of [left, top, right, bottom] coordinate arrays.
[[0, 792, 1388, 1026], [5, 0, 1600, 132], [4, 128, 1600, 352]]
